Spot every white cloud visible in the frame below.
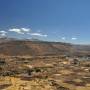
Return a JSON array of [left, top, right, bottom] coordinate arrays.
[[71, 37, 77, 40], [9, 28, 24, 34], [9, 28, 47, 38], [28, 32, 47, 37], [21, 28, 30, 32], [61, 37, 66, 40], [9, 28, 31, 34], [0, 31, 7, 37], [0, 31, 7, 33]]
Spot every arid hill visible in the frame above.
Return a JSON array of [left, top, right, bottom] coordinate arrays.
[[0, 38, 90, 56]]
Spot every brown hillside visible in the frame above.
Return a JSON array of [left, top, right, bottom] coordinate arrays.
[[0, 40, 90, 56]]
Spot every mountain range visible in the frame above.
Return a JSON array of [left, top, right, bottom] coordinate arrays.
[[0, 37, 90, 57]]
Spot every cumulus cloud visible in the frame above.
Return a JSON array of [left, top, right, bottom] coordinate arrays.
[[9, 28, 24, 34], [71, 37, 77, 40], [8, 27, 47, 38], [0, 31, 7, 37], [9, 28, 31, 34]]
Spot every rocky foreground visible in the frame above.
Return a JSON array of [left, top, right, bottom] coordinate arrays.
[[0, 56, 90, 90]]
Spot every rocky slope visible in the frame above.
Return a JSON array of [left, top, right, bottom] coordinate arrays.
[[0, 38, 90, 56]]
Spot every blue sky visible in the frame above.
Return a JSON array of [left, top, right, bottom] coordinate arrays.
[[0, 0, 90, 44]]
